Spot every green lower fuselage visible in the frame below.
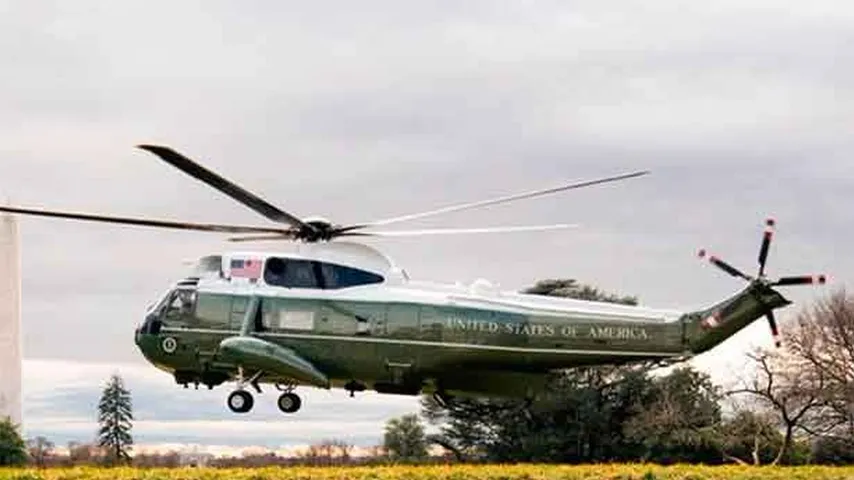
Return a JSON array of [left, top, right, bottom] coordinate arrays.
[[134, 278, 790, 398]]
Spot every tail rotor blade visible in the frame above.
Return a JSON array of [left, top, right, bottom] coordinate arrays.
[[698, 250, 752, 281], [758, 218, 775, 277], [766, 311, 781, 348], [773, 275, 827, 286]]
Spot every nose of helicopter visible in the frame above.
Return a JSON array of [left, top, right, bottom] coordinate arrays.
[[134, 312, 163, 361]]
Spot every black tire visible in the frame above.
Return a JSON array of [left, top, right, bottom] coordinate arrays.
[[277, 392, 302, 413], [227, 390, 253, 413]]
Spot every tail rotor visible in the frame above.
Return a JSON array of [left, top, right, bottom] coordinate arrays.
[[698, 217, 827, 347]]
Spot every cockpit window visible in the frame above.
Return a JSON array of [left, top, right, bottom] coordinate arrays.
[[264, 257, 383, 289], [163, 288, 197, 320]]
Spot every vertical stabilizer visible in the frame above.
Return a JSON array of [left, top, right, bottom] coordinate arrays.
[[0, 214, 21, 427]]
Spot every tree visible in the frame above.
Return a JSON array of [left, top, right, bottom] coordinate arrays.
[[623, 366, 723, 464], [298, 439, 353, 465], [383, 414, 428, 461], [27, 436, 55, 467], [0, 416, 26, 466], [522, 279, 638, 305], [67, 441, 97, 465], [812, 435, 854, 464], [725, 348, 824, 464], [97, 373, 133, 464], [716, 409, 783, 465], [780, 290, 854, 440]]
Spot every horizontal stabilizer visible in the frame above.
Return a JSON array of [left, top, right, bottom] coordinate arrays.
[[218, 336, 330, 389]]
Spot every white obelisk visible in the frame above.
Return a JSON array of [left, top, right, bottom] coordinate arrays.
[[0, 213, 22, 427]]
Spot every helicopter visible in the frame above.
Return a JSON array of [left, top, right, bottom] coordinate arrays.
[[0, 145, 826, 414]]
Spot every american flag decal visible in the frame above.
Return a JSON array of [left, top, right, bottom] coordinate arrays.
[[230, 258, 263, 279]]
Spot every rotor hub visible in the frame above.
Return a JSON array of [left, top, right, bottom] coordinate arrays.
[[298, 219, 337, 242]]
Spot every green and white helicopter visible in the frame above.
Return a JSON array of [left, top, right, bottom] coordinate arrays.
[[0, 145, 826, 414]]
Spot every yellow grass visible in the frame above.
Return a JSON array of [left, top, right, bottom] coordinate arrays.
[[2, 464, 854, 480]]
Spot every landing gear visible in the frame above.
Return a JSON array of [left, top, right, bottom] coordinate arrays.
[[226, 366, 261, 413], [274, 382, 301, 414], [432, 390, 453, 408], [227, 390, 253, 413], [277, 392, 302, 413], [224, 367, 304, 414]]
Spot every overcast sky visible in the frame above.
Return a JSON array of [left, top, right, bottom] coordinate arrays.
[[3, 0, 853, 450]]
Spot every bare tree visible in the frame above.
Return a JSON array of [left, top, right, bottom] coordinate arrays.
[[785, 289, 854, 439], [297, 439, 354, 466], [26, 436, 54, 468], [67, 441, 98, 465], [726, 348, 825, 464]]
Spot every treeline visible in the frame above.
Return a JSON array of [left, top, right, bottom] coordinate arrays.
[[6, 438, 434, 468]]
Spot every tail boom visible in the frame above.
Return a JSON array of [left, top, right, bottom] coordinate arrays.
[[684, 282, 791, 354]]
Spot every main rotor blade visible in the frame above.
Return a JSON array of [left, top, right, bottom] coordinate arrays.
[[228, 224, 578, 241], [353, 224, 578, 237], [356, 170, 649, 228], [137, 145, 312, 231], [0, 205, 293, 235], [228, 234, 292, 242]]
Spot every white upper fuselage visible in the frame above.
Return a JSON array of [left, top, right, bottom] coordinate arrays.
[[182, 242, 683, 325]]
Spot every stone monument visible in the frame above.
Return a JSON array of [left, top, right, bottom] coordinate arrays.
[[0, 213, 21, 426]]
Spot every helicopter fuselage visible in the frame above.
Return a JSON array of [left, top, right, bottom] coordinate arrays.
[[133, 247, 790, 410]]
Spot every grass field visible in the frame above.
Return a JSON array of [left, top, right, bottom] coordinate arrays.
[[3, 465, 854, 480]]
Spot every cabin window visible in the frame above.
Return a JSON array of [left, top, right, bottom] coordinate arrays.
[[419, 306, 444, 341], [230, 296, 249, 328], [263, 257, 384, 289], [261, 297, 315, 331], [194, 293, 233, 329], [319, 262, 384, 288], [285, 260, 322, 288], [386, 304, 419, 337]]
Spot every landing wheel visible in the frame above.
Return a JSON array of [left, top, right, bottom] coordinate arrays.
[[227, 390, 254, 413], [277, 392, 302, 413]]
